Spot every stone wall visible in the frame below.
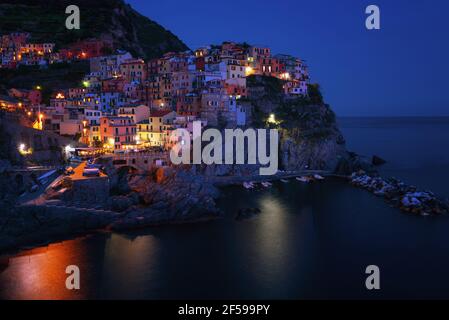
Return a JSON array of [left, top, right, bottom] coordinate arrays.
[[62, 177, 110, 208], [0, 118, 74, 165], [0, 204, 118, 252]]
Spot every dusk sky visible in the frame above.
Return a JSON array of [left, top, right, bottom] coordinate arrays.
[[127, 0, 449, 117]]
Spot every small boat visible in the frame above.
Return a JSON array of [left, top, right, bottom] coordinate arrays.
[[296, 176, 311, 183], [261, 181, 272, 188], [243, 181, 255, 189], [280, 179, 289, 183], [313, 174, 325, 181]]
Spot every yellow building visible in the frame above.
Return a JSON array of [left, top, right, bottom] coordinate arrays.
[[137, 110, 176, 148]]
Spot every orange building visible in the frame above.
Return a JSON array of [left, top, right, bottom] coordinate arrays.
[[120, 59, 147, 83]]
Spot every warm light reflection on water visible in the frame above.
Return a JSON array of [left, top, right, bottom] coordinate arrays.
[[0, 233, 160, 300], [0, 239, 91, 299], [256, 195, 288, 259]]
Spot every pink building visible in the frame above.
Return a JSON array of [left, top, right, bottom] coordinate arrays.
[[100, 116, 137, 150]]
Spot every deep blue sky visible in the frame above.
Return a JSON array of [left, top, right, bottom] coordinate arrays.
[[127, 0, 449, 116]]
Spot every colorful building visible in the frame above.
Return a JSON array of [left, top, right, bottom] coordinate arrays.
[[120, 58, 147, 83], [137, 110, 176, 147], [100, 116, 137, 150]]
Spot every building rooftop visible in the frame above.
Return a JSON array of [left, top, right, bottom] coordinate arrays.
[[150, 110, 173, 117]]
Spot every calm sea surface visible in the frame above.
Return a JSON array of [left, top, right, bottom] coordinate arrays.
[[1, 117, 449, 299]]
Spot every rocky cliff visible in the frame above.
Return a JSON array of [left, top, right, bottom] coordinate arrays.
[[242, 76, 362, 174]]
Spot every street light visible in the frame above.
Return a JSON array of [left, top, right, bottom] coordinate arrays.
[[18, 143, 32, 155], [37, 113, 44, 130]]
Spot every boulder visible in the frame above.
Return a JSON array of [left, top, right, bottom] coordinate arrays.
[[372, 155, 387, 166]]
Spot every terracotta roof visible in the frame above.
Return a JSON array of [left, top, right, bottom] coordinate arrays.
[[150, 110, 173, 117]]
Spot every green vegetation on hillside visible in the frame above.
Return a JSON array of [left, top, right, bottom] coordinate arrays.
[[0, 0, 188, 58], [0, 61, 90, 102], [0, 1, 114, 49], [246, 75, 284, 98], [245, 75, 334, 139]]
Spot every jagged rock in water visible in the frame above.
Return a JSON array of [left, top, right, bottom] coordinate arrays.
[[350, 172, 449, 216], [372, 155, 387, 166]]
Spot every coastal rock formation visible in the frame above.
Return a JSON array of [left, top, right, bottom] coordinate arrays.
[[109, 167, 222, 230], [278, 105, 347, 172], [0, 204, 118, 252], [350, 172, 449, 216], [0, 163, 222, 251], [372, 155, 387, 166], [244, 76, 368, 174]]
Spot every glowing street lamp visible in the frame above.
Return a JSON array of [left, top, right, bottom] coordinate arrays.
[[18, 143, 32, 155], [268, 114, 276, 124], [34, 113, 44, 130], [280, 72, 290, 80], [245, 66, 254, 76]]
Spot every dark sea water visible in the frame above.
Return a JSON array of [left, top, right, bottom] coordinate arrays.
[[1, 117, 449, 300]]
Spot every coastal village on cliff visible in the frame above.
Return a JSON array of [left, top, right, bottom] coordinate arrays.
[[0, 33, 309, 152], [0, 28, 448, 251]]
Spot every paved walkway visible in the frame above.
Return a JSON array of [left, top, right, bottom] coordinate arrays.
[[71, 162, 107, 181]]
